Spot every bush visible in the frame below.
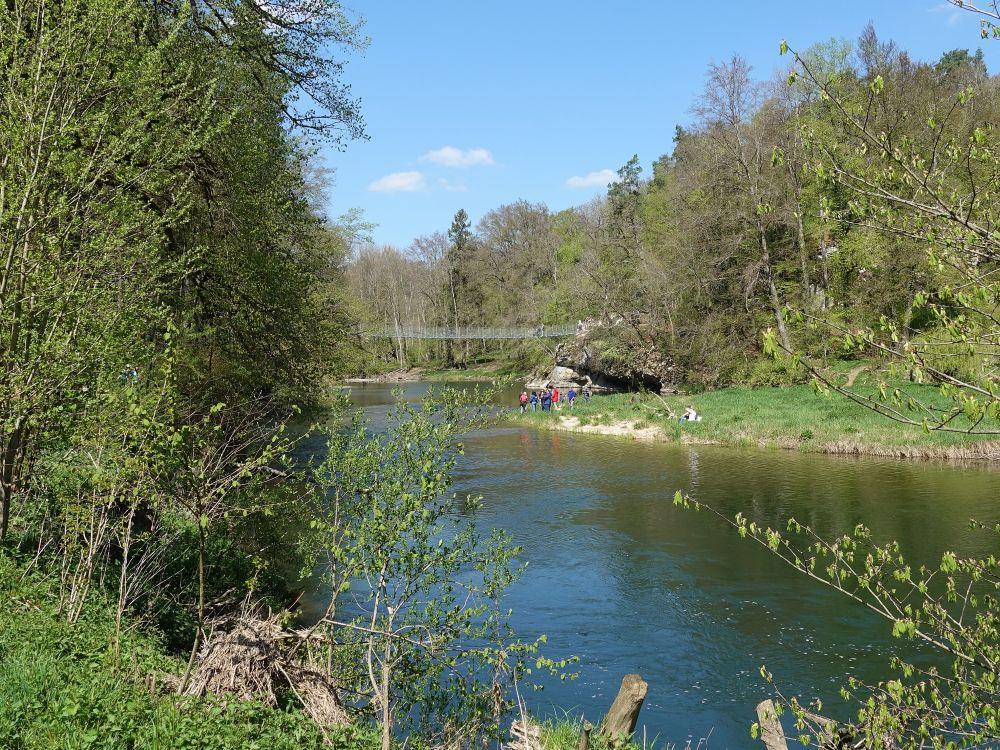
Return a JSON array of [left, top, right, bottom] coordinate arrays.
[[743, 355, 808, 388]]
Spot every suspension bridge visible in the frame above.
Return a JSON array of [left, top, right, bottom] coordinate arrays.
[[358, 323, 582, 340]]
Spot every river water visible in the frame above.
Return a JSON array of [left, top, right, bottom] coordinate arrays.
[[330, 382, 1000, 748]]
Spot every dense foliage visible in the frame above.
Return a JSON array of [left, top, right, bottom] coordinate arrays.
[[348, 25, 999, 433], [0, 0, 544, 743], [5, 0, 1000, 746]]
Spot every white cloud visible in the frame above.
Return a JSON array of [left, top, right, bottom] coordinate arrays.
[[438, 178, 467, 193], [368, 171, 426, 193], [421, 146, 495, 168], [566, 169, 616, 189], [930, 2, 964, 25]]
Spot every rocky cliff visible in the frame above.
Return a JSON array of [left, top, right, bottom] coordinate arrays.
[[527, 322, 682, 392]]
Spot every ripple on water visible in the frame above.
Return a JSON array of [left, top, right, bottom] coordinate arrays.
[[321, 384, 1000, 749]]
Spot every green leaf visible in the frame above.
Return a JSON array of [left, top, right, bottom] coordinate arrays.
[[940, 551, 958, 574]]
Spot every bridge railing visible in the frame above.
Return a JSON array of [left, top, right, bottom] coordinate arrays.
[[358, 323, 581, 340]]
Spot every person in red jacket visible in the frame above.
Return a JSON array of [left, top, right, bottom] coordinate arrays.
[[552, 387, 560, 410]]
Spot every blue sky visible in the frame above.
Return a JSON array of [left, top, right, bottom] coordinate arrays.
[[321, 2, 1000, 249]]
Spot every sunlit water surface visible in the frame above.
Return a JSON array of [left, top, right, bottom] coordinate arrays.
[[306, 382, 1000, 749]]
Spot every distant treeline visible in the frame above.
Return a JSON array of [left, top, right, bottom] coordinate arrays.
[[348, 27, 996, 390]]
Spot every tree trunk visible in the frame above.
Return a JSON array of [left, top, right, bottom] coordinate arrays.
[[380, 643, 392, 750], [755, 700, 789, 750], [599, 674, 647, 740], [180, 518, 206, 693], [393, 312, 405, 369], [767, 269, 791, 352], [0, 418, 26, 541], [795, 204, 810, 303], [759, 226, 791, 352], [819, 233, 831, 297]]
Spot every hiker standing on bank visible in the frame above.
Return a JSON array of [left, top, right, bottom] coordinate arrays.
[[552, 386, 560, 411], [540, 389, 552, 411], [529, 391, 538, 411], [519, 390, 529, 414], [567, 387, 577, 410]]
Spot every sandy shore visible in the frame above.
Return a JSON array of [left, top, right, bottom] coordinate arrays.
[[547, 415, 667, 442], [344, 368, 423, 384], [525, 414, 1000, 460]]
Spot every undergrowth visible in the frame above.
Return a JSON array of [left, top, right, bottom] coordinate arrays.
[[0, 553, 378, 750]]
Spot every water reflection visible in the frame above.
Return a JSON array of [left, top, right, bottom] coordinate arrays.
[[333, 382, 1000, 748]]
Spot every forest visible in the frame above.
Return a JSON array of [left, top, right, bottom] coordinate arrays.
[[3, 0, 1000, 748], [348, 29, 998, 408]]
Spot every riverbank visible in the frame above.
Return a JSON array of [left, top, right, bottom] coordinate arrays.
[[345, 363, 525, 384], [0, 550, 653, 750], [344, 368, 423, 383], [511, 383, 1000, 460], [0, 552, 354, 750]]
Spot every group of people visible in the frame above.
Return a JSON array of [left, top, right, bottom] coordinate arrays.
[[518, 385, 591, 413], [516, 387, 702, 423]]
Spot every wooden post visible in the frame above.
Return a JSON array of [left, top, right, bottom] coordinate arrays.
[[599, 674, 648, 740], [755, 700, 789, 750], [578, 720, 593, 750]]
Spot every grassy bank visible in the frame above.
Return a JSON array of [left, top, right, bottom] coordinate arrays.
[[540, 717, 669, 750], [421, 362, 525, 382], [0, 552, 378, 750], [0, 551, 664, 750], [511, 378, 1000, 460]]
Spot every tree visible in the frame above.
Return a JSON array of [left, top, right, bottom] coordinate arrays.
[[935, 48, 988, 85], [446, 209, 474, 364], [694, 56, 793, 351], [856, 23, 899, 79], [303, 391, 528, 750], [596, 156, 645, 315], [160, 0, 368, 143], [347, 245, 430, 368], [0, 0, 218, 540], [776, 34, 1000, 434], [476, 201, 557, 324]]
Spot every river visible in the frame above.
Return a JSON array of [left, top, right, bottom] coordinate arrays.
[[321, 382, 1000, 748]]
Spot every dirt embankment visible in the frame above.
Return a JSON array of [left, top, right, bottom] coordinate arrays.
[[529, 413, 1000, 461], [555, 416, 665, 441], [344, 369, 422, 384]]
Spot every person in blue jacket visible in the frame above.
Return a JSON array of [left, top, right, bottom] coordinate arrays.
[[540, 388, 552, 411], [529, 391, 538, 411]]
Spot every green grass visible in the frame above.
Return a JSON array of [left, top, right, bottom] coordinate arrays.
[[0, 552, 376, 750], [511, 377, 1000, 458], [421, 362, 525, 381], [420, 357, 524, 381], [538, 716, 669, 750]]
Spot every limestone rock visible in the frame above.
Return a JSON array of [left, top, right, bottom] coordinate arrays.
[[529, 318, 683, 393]]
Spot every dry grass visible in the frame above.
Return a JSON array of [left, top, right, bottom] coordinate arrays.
[[185, 608, 348, 729]]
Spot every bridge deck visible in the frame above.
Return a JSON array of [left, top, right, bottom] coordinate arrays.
[[360, 324, 580, 340]]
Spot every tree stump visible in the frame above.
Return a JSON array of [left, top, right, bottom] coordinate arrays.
[[599, 674, 648, 740], [508, 719, 542, 750], [755, 700, 789, 750]]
